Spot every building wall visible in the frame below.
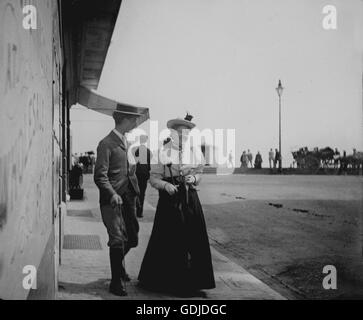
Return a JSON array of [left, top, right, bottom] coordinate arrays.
[[0, 0, 63, 299]]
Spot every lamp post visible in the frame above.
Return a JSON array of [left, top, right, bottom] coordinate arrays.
[[276, 80, 284, 173]]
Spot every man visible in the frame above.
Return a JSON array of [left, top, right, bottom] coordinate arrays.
[[268, 149, 274, 169], [339, 150, 348, 175], [247, 150, 253, 168], [334, 148, 340, 169], [274, 148, 280, 169], [133, 135, 152, 218], [228, 150, 234, 168], [80, 153, 90, 173], [94, 106, 140, 297]]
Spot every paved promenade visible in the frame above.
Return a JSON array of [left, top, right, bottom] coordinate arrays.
[[57, 175, 285, 300]]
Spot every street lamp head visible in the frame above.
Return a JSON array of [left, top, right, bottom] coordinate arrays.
[[276, 79, 284, 97]]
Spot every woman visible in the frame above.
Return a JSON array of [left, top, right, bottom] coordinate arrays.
[[254, 151, 263, 169], [240, 151, 248, 168], [138, 114, 215, 297]]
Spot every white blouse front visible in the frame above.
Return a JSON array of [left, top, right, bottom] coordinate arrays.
[[149, 144, 205, 190]]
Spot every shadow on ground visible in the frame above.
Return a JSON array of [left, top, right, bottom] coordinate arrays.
[[58, 279, 115, 300]]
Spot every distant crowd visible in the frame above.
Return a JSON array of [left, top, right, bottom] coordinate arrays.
[[71, 146, 362, 177], [236, 147, 363, 171], [72, 152, 96, 173], [291, 147, 363, 172], [237, 149, 281, 169]]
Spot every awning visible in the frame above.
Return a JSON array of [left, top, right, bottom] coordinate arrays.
[[62, 0, 150, 128], [78, 86, 149, 127]]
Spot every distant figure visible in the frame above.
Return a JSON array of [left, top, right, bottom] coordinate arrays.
[[86, 153, 92, 173], [80, 154, 90, 173], [268, 149, 275, 169], [247, 150, 253, 168], [339, 151, 347, 175], [274, 149, 281, 169], [333, 148, 340, 168], [240, 151, 248, 168], [133, 135, 152, 218], [69, 161, 83, 190], [228, 150, 234, 168], [87, 153, 92, 168], [72, 153, 80, 166], [254, 152, 263, 169], [90, 154, 96, 172], [69, 160, 84, 200]]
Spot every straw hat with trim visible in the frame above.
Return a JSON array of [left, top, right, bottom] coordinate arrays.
[[167, 113, 196, 130]]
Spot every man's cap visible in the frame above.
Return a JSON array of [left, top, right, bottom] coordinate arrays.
[[113, 103, 141, 116]]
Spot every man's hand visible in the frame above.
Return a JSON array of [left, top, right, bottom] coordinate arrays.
[[164, 183, 178, 195], [185, 175, 196, 185], [110, 194, 122, 209]]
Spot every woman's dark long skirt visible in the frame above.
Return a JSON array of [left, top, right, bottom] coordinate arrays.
[[138, 186, 215, 293]]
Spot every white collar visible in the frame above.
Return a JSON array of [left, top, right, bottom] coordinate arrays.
[[113, 129, 125, 143]]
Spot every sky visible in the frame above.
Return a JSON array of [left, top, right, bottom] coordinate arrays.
[[71, 0, 363, 167]]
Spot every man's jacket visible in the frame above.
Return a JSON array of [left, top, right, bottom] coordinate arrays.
[[94, 131, 140, 206]]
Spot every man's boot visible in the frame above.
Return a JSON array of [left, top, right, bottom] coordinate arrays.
[[121, 244, 131, 282], [109, 248, 127, 296], [136, 197, 144, 218]]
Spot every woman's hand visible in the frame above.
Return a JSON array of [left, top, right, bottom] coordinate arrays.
[[180, 164, 193, 176], [164, 183, 178, 195], [185, 175, 196, 185]]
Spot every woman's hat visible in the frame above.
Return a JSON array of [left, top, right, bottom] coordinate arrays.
[[167, 113, 196, 130]]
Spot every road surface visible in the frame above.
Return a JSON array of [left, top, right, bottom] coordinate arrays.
[[144, 174, 363, 299]]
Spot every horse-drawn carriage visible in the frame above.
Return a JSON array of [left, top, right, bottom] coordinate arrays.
[[342, 149, 363, 172], [291, 147, 335, 172], [292, 147, 363, 174]]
